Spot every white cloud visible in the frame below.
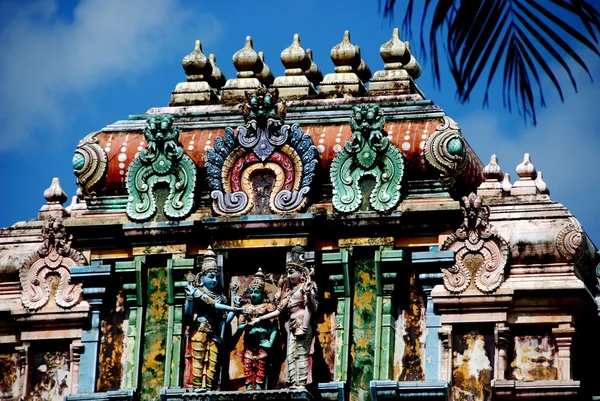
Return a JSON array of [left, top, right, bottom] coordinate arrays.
[[0, 0, 221, 151], [458, 58, 600, 245]]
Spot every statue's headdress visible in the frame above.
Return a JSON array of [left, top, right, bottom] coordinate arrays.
[[200, 246, 219, 276], [286, 243, 310, 274], [249, 267, 266, 291]]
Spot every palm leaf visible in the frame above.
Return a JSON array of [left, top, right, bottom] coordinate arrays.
[[380, 0, 600, 125]]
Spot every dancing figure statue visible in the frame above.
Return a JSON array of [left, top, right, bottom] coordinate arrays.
[[184, 246, 245, 390], [235, 268, 278, 390], [251, 244, 318, 388]]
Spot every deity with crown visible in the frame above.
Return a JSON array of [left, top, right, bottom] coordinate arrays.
[[234, 268, 278, 390], [250, 244, 318, 388], [184, 246, 246, 390]]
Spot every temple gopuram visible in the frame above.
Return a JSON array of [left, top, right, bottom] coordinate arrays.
[[1, 29, 599, 401]]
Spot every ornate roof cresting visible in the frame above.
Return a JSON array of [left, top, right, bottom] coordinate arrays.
[[441, 193, 509, 294], [20, 217, 86, 311], [125, 114, 197, 221], [206, 88, 319, 216], [330, 104, 404, 214], [424, 116, 468, 187]]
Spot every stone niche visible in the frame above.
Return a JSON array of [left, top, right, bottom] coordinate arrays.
[[508, 330, 558, 381], [451, 327, 495, 401]]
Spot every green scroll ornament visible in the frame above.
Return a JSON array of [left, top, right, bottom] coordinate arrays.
[[330, 104, 404, 214], [126, 115, 197, 221]]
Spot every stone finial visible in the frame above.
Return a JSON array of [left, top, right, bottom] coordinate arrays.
[[170, 40, 218, 106], [232, 36, 262, 78], [403, 41, 422, 79], [221, 36, 264, 104], [320, 31, 366, 97], [511, 153, 539, 195], [256, 51, 275, 87], [477, 154, 504, 197], [369, 28, 416, 95], [67, 188, 87, 217], [501, 173, 512, 193], [182, 40, 212, 80], [39, 177, 68, 219], [208, 53, 226, 91], [273, 34, 316, 99], [304, 49, 323, 87], [353, 47, 372, 83], [535, 171, 550, 195]]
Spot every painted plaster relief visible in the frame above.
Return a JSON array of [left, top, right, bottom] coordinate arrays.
[[96, 289, 126, 391], [396, 272, 425, 381], [0, 350, 19, 399], [26, 348, 71, 401], [452, 331, 493, 401], [509, 335, 557, 381]]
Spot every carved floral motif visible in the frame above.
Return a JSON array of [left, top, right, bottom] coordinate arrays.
[[206, 88, 318, 216], [72, 132, 108, 197], [20, 217, 86, 311], [441, 193, 508, 294], [330, 104, 404, 214], [556, 219, 585, 262], [126, 114, 197, 221]]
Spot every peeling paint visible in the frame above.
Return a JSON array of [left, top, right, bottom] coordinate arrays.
[[398, 272, 424, 381], [452, 331, 492, 401], [97, 289, 126, 391], [27, 348, 71, 401], [510, 335, 557, 381], [0, 350, 18, 399]]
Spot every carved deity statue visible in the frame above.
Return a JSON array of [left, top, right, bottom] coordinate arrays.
[[250, 245, 318, 389], [234, 268, 278, 390], [184, 247, 245, 390]]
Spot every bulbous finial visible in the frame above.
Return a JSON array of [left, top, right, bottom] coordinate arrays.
[[501, 173, 512, 192], [256, 51, 275, 86], [44, 177, 67, 205], [182, 40, 212, 81], [353, 46, 372, 83], [380, 28, 410, 68], [330, 30, 360, 73], [484, 154, 503, 180], [535, 171, 549, 194], [516, 153, 537, 179], [402, 41, 422, 79], [281, 33, 310, 75], [304, 49, 323, 86], [208, 53, 226, 90], [232, 36, 262, 78]]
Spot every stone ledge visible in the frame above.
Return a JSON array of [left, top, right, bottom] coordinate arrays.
[[370, 380, 448, 400], [492, 379, 580, 399], [161, 388, 312, 401]]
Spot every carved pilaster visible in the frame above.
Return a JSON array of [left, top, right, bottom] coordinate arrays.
[[494, 323, 511, 380], [71, 340, 84, 394], [15, 341, 30, 400], [439, 325, 452, 382], [552, 323, 575, 381]]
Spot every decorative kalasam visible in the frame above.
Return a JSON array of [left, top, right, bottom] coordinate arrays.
[[424, 116, 468, 187], [72, 132, 108, 197], [205, 88, 319, 216], [20, 217, 86, 311], [233, 268, 278, 390], [330, 104, 404, 214], [126, 114, 197, 221], [441, 193, 509, 294], [250, 244, 318, 389], [184, 247, 245, 390]]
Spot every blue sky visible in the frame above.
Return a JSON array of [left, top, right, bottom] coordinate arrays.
[[0, 0, 598, 248]]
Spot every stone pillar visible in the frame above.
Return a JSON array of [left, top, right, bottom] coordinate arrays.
[[494, 323, 510, 380], [439, 326, 452, 382], [15, 342, 30, 400], [70, 340, 84, 394], [552, 323, 576, 380], [323, 249, 351, 383]]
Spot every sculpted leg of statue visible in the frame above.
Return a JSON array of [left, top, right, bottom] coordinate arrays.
[[287, 322, 312, 387]]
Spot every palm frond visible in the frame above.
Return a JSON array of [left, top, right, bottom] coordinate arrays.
[[380, 0, 600, 125]]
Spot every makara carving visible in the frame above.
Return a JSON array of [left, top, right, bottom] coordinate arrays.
[[184, 247, 245, 391], [206, 88, 318, 216], [20, 217, 86, 311], [126, 114, 197, 221], [330, 104, 404, 214], [441, 193, 509, 294]]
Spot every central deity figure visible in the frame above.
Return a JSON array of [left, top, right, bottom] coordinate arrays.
[[185, 246, 245, 390], [235, 268, 278, 390], [250, 244, 318, 388]]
